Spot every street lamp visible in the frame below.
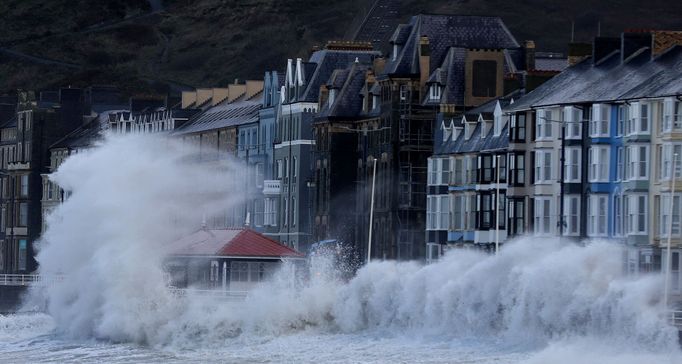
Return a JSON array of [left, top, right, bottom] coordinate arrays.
[[664, 152, 678, 311], [367, 156, 377, 263], [495, 154, 500, 254]]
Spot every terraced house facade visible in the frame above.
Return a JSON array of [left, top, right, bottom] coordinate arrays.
[[498, 31, 682, 293]]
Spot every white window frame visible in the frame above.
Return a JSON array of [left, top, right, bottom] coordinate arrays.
[[588, 145, 609, 182], [617, 104, 628, 136], [535, 109, 552, 140], [426, 195, 450, 231], [534, 149, 553, 183], [563, 195, 580, 236], [534, 197, 553, 236], [627, 102, 651, 135], [564, 146, 581, 182], [587, 194, 608, 237], [590, 104, 610, 137], [663, 98, 682, 132], [429, 85, 442, 101], [428, 157, 451, 186], [661, 143, 682, 180], [451, 194, 465, 230], [626, 194, 648, 235], [563, 106, 582, 140], [627, 144, 649, 181], [660, 195, 682, 238]]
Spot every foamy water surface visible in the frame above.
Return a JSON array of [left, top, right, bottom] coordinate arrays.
[[4, 134, 680, 363]]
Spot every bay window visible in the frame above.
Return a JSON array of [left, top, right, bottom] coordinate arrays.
[[427, 195, 450, 230], [588, 146, 609, 182], [534, 149, 553, 183], [453, 158, 464, 185], [626, 102, 651, 135], [564, 106, 582, 139], [587, 194, 608, 237], [617, 104, 628, 136], [590, 104, 610, 137], [535, 109, 552, 140], [563, 195, 580, 236], [627, 144, 649, 180], [428, 158, 451, 186], [534, 197, 553, 236], [465, 155, 477, 184], [660, 195, 681, 237], [626, 194, 647, 235], [663, 98, 682, 131], [452, 195, 465, 230], [564, 147, 581, 182], [661, 143, 682, 180]]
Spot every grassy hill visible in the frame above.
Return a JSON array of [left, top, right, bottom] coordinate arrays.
[[1, 0, 681, 95]]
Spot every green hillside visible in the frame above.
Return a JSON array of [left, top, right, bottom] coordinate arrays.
[[1, 0, 681, 95]]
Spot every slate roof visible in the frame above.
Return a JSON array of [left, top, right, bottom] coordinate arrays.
[[168, 228, 304, 258], [0, 115, 16, 129], [423, 47, 468, 105], [295, 49, 380, 103], [437, 118, 509, 156], [50, 110, 121, 149], [390, 24, 412, 45], [316, 63, 369, 120], [174, 97, 262, 135], [508, 45, 682, 111], [385, 14, 521, 77]]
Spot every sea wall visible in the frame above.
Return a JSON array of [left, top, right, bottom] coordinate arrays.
[[0, 286, 26, 313]]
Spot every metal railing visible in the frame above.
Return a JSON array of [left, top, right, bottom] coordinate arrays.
[[168, 287, 248, 302], [669, 310, 682, 328], [0, 274, 65, 286]]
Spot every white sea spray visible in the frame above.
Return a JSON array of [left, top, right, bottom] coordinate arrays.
[[15, 133, 682, 363]]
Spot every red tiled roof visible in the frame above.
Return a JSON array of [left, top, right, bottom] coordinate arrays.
[[168, 228, 304, 258]]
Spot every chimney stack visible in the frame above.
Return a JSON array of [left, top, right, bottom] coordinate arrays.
[[525, 40, 536, 71], [593, 37, 621, 64], [419, 36, 430, 89], [567, 42, 592, 66]]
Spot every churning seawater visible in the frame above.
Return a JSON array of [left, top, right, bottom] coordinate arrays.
[[3, 134, 680, 363]]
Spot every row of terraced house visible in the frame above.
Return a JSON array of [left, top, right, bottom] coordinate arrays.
[[426, 31, 682, 297], [1, 13, 682, 293]]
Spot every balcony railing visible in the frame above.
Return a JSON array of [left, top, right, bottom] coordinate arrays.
[[263, 180, 281, 195], [0, 274, 64, 286]]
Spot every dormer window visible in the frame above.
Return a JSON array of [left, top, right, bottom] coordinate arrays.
[[328, 89, 336, 106], [493, 114, 502, 136], [392, 44, 398, 61], [453, 126, 462, 140], [441, 121, 451, 142], [429, 85, 442, 101], [465, 122, 474, 140]]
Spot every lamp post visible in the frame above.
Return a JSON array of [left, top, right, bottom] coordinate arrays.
[[367, 156, 377, 263], [495, 154, 500, 254], [664, 152, 678, 311]]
